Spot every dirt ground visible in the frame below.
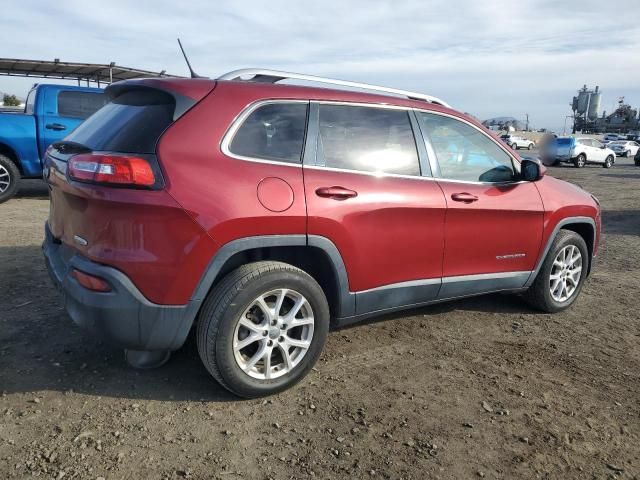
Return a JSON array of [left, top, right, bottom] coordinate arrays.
[[1, 157, 639, 480]]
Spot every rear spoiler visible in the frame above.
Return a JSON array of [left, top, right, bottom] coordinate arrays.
[[105, 78, 216, 121]]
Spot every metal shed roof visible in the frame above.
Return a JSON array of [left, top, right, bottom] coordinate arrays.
[[0, 58, 183, 85]]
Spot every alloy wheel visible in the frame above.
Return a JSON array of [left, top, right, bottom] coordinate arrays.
[[549, 245, 583, 302], [233, 288, 314, 380], [0, 164, 11, 194]]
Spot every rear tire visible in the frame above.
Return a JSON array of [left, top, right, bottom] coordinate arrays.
[[574, 154, 586, 168], [603, 155, 614, 168], [524, 230, 588, 313], [0, 154, 20, 204], [623, 150, 630, 157], [196, 261, 330, 398]]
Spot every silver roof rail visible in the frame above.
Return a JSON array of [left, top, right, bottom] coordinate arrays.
[[217, 68, 451, 108]]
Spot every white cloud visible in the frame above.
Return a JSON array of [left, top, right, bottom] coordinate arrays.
[[2, 0, 639, 129]]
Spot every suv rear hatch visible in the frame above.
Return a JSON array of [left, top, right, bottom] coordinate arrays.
[[44, 79, 216, 304]]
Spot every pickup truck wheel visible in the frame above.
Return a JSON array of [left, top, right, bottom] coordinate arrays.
[[0, 154, 20, 204], [603, 155, 614, 168], [197, 261, 330, 398], [524, 230, 588, 313], [574, 154, 586, 168]]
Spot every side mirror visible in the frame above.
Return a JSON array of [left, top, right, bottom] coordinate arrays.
[[521, 158, 545, 181]]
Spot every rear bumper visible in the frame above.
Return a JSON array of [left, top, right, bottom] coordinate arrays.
[[42, 223, 190, 351]]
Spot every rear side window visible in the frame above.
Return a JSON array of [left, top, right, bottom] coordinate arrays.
[[229, 103, 308, 163], [556, 138, 573, 145], [317, 104, 420, 176], [57, 91, 107, 119], [64, 89, 175, 154], [418, 112, 516, 183]]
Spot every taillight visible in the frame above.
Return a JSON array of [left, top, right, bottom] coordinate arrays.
[[68, 153, 158, 188]]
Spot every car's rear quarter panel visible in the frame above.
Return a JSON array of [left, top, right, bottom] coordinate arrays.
[[46, 158, 217, 305]]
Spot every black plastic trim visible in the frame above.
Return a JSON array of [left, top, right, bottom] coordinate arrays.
[[355, 278, 440, 314], [43, 223, 187, 351], [523, 216, 596, 288]]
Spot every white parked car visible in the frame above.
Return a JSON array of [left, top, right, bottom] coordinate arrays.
[[500, 134, 535, 150], [608, 140, 640, 157], [546, 137, 616, 168]]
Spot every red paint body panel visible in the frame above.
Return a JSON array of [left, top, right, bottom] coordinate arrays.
[[45, 78, 601, 310], [437, 181, 544, 276], [533, 176, 600, 259], [47, 166, 217, 304], [304, 169, 446, 291], [157, 84, 308, 246]]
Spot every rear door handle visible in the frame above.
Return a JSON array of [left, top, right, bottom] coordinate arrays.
[[45, 123, 67, 131], [451, 192, 478, 203], [315, 186, 358, 200]]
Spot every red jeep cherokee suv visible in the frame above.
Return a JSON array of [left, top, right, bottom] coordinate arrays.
[[43, 69, 601, 398]]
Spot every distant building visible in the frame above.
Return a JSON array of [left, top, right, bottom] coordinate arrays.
[[482, 116, 526, 131]]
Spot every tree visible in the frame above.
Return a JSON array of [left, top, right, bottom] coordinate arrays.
[[3, 94, 21, 107]]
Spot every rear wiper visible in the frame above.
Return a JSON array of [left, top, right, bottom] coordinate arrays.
[[51, 141, 92, 154]]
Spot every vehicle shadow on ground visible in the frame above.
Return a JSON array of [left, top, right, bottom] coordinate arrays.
[[0, 244, 545, 402], [0, 246, 238, 403], [602, 173, 640, 180], [602, 209, 640, 236], [15, 179, 49, 200], [336, 292, 543, 332]]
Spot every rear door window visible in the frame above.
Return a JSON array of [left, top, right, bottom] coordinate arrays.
[[316, 104, 420, 176], [57, 91, 107, 119], [64, 89, 175, 153], [228, 102, 308, 163]]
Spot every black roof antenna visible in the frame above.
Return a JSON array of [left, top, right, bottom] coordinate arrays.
[[177, 38, 204, 78]]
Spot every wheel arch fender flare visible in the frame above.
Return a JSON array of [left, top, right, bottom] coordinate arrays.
[[524, 216, 596, 288], [0, 142, 22, 174], [171, 234, 355, 349]]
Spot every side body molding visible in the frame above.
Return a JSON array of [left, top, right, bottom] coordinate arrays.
[[172, 216, 596, 348]]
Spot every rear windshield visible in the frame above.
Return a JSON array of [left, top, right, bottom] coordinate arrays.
[[555, 138, 574, 145], [64, 89, 175, 154]]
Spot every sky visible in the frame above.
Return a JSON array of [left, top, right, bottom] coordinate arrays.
[[2, 0, 639, 131]]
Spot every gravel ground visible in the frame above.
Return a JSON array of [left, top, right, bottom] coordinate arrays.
[[1, 158, 639, 480]]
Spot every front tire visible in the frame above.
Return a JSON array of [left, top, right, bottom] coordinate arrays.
[[524, 230, 588, 313], [527, 143, 534, 150], [0, 154, 20, 204], [574, 154, 586, 168], [196, 261, 330, 398], [603, 155, 614, 168], [511, 143, 518, 150], [623, 150, 630, 158]]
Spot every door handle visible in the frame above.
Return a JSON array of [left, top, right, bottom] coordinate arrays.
[[315, 186, 358, 200], [451, 192, 478, 203], [46, 123, 67, 131]]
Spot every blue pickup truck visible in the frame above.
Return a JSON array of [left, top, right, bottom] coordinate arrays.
[[0, 84, 106, 202]]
